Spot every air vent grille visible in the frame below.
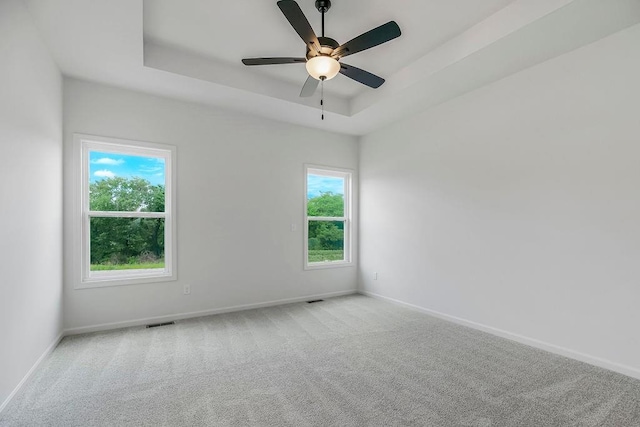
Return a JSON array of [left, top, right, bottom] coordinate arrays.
[[146, 321, 175, 328]]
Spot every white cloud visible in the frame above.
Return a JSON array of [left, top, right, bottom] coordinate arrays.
[[91, 157, 124, 166], [139, 166, 163, 173], [94, 170, 116, 178]]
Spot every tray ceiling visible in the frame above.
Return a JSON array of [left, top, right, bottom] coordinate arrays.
[[25, 0, 640, 135]]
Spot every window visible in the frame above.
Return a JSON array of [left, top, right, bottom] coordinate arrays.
[[74, 134, 176, 288], [305, 165, 352, 269]]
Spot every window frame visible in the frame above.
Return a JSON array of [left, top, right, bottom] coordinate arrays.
[[73, 134, 177, 289], [304, 164, 353, 270]]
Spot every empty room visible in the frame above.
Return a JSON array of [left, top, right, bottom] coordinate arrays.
[[2, 0, 640, 425]]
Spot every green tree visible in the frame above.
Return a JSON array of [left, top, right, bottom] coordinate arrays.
[[89, 177, 165, 265], [308, 192, 345, 252], [307, 192, 344, 217]]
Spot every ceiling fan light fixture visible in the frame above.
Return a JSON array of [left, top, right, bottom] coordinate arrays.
[[306, 55, 340, 81]]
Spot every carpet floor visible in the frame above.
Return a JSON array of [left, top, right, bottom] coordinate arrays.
[[1, 295, 639, 426]]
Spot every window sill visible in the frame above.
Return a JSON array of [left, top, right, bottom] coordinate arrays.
[[304, 261, 355, 271], [75, 271, 177, 289]]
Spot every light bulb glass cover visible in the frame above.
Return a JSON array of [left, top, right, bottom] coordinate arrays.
[[306, 56, 340, 81]]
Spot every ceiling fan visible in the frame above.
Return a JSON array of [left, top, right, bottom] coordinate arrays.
[[242, 0, 401, 98]]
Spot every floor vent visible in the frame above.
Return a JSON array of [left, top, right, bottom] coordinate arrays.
[[146, 321, 175, 328], [307, 299, 324, 304]]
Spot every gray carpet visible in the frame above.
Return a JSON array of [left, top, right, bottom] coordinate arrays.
[[1, 295, 639, 426]]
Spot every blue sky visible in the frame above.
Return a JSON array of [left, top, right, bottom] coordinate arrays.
[[89, 151, 165, 186], [307, 174, 344, 199]]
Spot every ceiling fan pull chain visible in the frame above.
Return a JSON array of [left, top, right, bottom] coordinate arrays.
[[321, 79, 324, 120]]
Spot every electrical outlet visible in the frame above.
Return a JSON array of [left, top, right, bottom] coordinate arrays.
[[183, 284, 191, 295], [290, 223, 297, 232], [374, 272, 378, 280]]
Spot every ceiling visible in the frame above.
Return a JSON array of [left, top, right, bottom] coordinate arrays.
[[143, 0, 514, 98], [25, 0, 640, 135]]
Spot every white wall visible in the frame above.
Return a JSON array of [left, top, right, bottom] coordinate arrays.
[[359, 24, 640, 378], [0, 0, 63, 410], [63, 79, 358, 331]]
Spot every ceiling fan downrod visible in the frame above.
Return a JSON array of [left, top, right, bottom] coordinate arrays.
[[315, 0, 331, 37]]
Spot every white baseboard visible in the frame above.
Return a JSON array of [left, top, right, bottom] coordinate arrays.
[[359, 290, 640, 381], [0, 331, 64, 415], [64, 289, 358, 335]]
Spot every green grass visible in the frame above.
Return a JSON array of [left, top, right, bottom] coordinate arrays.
[[308, 250, 344, 263], [90, 262, 165, 271]]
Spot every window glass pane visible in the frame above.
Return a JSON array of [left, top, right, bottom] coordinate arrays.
[[90, 217, 165, 271], [89, 151, 165, 212], [307, 173, 344, 216], [308, 220, 344, 263]]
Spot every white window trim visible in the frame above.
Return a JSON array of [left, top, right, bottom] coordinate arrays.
[[73, 134, 177, 289], [304, 164, 353, 270]]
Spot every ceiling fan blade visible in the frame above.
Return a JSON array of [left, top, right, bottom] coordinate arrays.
[[242, 57, 306, 66], [277, 1, 320, 54], [300, 75, 319, 97], [339, 63, 385, 88], [332, 21, 401, 59]]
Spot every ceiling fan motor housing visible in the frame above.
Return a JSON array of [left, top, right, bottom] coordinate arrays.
[[306, 36, 339, 59]]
